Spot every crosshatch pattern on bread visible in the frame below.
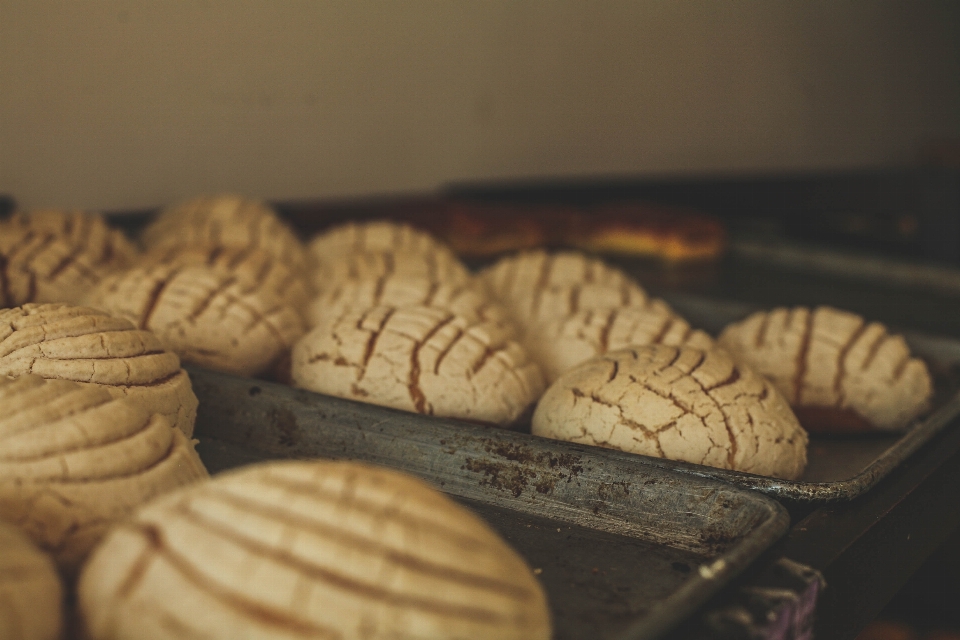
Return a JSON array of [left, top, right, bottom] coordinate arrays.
[[0, 208, 138, 308], [479, 250, 652, 327], [293, 304, 544, 426], [529, 301, 715, 384], [0, 374, 208, 573], [78, 460, 552, 640], [87, 264, 305, 377], [532, 345, 808, 480], [0, 304, 198, 437], [141, 194, 310, 272], [718, 306, 933, 433]]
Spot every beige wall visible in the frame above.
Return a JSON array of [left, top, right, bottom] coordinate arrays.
[[1, 1, 957, 211]]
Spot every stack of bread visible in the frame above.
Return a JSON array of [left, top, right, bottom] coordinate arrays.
[[295, 220, 544, 427]]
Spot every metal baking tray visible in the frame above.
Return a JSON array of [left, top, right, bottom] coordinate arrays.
[[644, 290, 960, 503], [189, 367, 789, 640]]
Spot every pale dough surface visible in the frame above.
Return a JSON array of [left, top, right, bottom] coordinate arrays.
[[528, 301, 715, 383], [141, 194, 309, 271], [78, 460, 551, 640], [718, 306, 933, 431], [142, 244, 312, 320], [532, 345, 808, 479], [0, 374, 209, 573], [0, 520, 62, 640], [309, 219, 448, 264], [308, 274, 513, 335], [0, 304, 198, 437], [88, 264, 305, 377], [293, 305, 544, 426], [479, 250, 652, 328]]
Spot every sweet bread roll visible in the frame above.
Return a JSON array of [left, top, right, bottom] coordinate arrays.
[[0, 304, 198, 437], [1, 208, 138, 308], [0, 520, 62, 640], [312, 249, 472, 294], [293, 305, 544, 426], [0, 374, 208, 573], [9, 208, 139, 270], [528, 301, 714, 384], [532, 345, 808, 479], [142, 244, 312, 319], [142, 194, 309, 271], [718, 306, 933, 432], [480, 250, 651, 328], [309, 219, 449, 264], [308, 275, 513, 334], [78, 460, 551, 640], [88, 264, 305, 377]]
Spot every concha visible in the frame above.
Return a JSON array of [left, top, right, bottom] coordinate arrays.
[[309, 219, 449, 264], [0, 374, 208, 573], [718, 306, 933, 432], [0, 304, 198, 437], [87, 264, 305, 377], [479, 250, 651, 328], [308, 275, 513, 335], [141, 194, 309, 271], [0, 519, 62, 640], [141, 244, 312, 319], [293, 305, 544, 426], [78, 460, 551, 640], [532, 345, 808, 479], [528, 301, 714, 384]]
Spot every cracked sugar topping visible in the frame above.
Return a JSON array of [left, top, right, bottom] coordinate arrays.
[[0, 374, 208, 574], [718, 306, 933, 432], [532, 344, 808, 480], [292, 304, 544, 426], [79, 460, 550, 640], [0, 303, 198, 437]]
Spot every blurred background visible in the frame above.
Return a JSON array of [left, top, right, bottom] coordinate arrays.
[[0, 1, 957, 212]]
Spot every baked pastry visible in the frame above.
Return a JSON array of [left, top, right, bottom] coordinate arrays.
[[532, 345, 808, 479], [312, 248, 472, 294], [0, 304, 198, 437], [528, 301, 714, 383], [308, 275, 513, 334], [88, 264, 305, 377], [0, 520, 62, 640], [718, 306, 934, 433], [78, 460, 551, 640], [0, 374, 208, 573], [292, 305, 544, 426], [308, 219, 450, 264], [480, 250, 651, 328], [141, 244, 312, 319], [141, 194, 310, 271], [0, 208, 137, 307]]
